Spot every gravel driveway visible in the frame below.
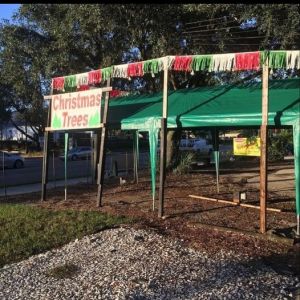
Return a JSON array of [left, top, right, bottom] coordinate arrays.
[[0, 227, 298, 300]]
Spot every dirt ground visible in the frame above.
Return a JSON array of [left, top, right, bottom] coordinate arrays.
[[1, 159, 299, 276]]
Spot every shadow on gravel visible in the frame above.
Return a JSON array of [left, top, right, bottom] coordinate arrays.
[[125, 249, 300, 299]]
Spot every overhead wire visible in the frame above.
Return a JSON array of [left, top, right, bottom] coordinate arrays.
[[186, 19, 238, 30], [182, 25, 257, 34], [187, 43, 261, 46], [190, 36, 265, 41], [182, 29, 261, 38], [185, 15, 232, 25]]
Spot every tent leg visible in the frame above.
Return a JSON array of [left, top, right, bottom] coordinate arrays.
[[212, 128, 220, 193], [158, 118, 167, 218], [293, 123, 300, 237], [41, 131, 50, 201], [133, 131, 139, 184], [64, 133, 69, 201], [94, 130, 100, 182]]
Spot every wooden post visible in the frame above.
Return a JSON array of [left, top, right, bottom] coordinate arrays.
[[41, 83, 52, 201], [158, 57, 169, 218], [97, 79, 111, 207], [260, 55, 269, 233]]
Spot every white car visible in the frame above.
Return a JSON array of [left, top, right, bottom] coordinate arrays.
[[0, 151, 25, 169], [60, 146, 92, 161], [192, 139, 213, 154]]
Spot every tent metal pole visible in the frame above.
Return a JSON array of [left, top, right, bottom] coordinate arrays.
[[64, 132, 68, 201], [212, 128, 220, 193], [260, 55, 269, 234], [159, 57, 169, 218], [133, 131, 139, 184], [41, 82, 53, 201], [293, 123, 300, 237], [97, 78, 111, 207]]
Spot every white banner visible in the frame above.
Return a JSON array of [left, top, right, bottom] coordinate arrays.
[[50, 88, 103, 131]]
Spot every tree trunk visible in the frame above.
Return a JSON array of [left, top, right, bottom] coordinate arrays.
[[166, 72, 182, 171], [166, 129, 182, 170]]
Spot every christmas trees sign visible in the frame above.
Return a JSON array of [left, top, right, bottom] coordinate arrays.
[[50, 89, 103, 130]]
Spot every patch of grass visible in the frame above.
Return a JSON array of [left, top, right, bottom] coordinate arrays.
[[46, 263, 80, 279], [0, 204, 130, 267]]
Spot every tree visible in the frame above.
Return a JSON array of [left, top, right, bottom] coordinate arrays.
[[0, 22, 49, 145], [0, 4, 299, 165]]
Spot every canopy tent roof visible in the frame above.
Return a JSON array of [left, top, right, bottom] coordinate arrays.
[[104, 78, 300, 130]]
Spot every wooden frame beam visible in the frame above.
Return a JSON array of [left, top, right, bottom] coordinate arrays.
[[97, 79, 111, 207], [158, 57, 169, 218], [43, 87, 112, 100], [41, 85, 52, 201], [260, 55, 269, 233]]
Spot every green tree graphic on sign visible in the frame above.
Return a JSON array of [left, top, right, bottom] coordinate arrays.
[[52, 114, 61, 129], [88, 112, 100, 127]]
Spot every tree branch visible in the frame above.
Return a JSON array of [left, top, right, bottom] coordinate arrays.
[[10, 120, 37, 142]]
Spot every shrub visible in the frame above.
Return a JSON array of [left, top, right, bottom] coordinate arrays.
[[173, 151, 196, 175], [268, 129, 293, 161]]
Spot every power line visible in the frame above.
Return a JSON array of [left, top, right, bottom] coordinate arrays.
[[189, 36, 266, 41], [189, 43, 261, 46], [181, 29, 261, 38], [185, 16, 231, 25], [182, 25, 257, 34], [186, 19, 238, 31]]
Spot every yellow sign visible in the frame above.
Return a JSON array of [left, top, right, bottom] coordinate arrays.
[[233, 137, 261, 156]]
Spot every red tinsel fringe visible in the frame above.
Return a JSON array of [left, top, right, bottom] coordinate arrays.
[[235, 52, 260, 71], [173, 56, 193, 71], [127, 62, 143, 77]]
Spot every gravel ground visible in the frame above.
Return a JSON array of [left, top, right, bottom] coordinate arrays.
[[0, 227, 299, 300]]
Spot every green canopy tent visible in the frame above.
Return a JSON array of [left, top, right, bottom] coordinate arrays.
[[106, 78, 300, 232]]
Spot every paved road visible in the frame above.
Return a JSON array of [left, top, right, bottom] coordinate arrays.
[[0, 152, 150, 187]]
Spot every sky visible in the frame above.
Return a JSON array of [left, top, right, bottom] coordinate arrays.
[[0, 4, 20, 21]]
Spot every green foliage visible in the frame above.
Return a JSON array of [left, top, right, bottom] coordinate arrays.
[[0, 4, 298, 143], [268, 129, 293, 161], [0, 204, 130, 267], [173, 151, 196, 175]]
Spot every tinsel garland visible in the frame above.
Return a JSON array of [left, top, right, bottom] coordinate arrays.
[[127, 62, 143, 77], [235, 52, 260, 71], [260, 51, 286, 69], [88, 69, 102, 84], [52, 50, 300, 89], [76, 72, 89, 88], [173, 56, 193, 71], [143, 58, 164, 75], [113, 64, 128, 78], [209, 53, 235, 72], [191, 55, 212, 71], [52, 77, 65, 91], [286, 50, 300, 69], [64, 75, 76, 92], [101, 67, 113, 82]]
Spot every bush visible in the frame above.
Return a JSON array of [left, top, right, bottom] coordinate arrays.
[[173, 151, 196, 175], [268, 129, 293, 161]]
